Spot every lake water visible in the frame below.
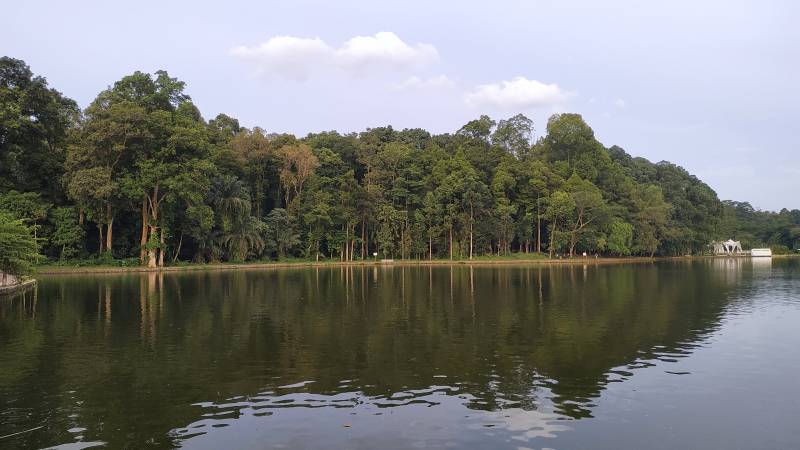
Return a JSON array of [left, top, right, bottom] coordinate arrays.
[[1, 259, 798, 449]]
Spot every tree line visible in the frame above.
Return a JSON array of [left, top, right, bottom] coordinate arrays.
[[1, 57, 798, 274]]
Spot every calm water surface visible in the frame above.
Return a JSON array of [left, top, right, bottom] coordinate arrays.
[[1, 259, 798, 449]]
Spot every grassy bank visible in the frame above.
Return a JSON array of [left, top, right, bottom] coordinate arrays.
[[35, 254, 648, 274], [33, 253, 799, 275]]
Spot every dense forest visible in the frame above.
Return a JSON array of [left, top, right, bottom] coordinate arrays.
[[1, 57, 798, 273]]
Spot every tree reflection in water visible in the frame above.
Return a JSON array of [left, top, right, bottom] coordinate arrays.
[[0, 261, 751, 449]]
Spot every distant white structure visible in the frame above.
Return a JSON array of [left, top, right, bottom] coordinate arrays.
[[712, 239, 743, 255], [751, 248, 772, 257], [724, 239, 743, 254]]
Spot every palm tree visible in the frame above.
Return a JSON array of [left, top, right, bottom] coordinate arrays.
[[220, 216, 266, 262], [194, 229, 225, 263], [209, 175, 251, 229]]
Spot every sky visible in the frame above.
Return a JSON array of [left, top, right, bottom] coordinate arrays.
[[3, 0, 798, 210]]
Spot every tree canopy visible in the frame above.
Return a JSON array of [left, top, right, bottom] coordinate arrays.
[[2, 57, 797, 265]]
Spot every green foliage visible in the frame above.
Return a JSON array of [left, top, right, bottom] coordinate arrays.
[[0, 190, 50, 223], [209, 175, 251, 229], [221, 216, 266, 262], [607, 220, 633, 256], [770, 244, 791, 255], [41, 257, 140, 268], [457, 115, 495, 141], [543, 113, 610, 182], [375, 203, 402, 258], [561, 174, 609, 256], [5, 57, 797, 266], [610, 146, 721, 254], [630, 185, 671, 256], [50, 207, 84, 259], [265, 208, 300, 259], [0, 211, 39, 277], [545, 190, 575, 255], [0, 57, 79, 203], [303, 197, 332, 259], [491, 114, 533, 157], [718, 201, 800, 251]]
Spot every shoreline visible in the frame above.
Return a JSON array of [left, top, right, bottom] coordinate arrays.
[[33, 254, 797, 276], [0, 278, 38, 295]]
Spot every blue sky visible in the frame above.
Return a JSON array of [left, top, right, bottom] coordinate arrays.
[[3, 0, 798, 210]]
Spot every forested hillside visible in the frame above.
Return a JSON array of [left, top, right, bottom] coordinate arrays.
[[2, 57, 798, 271]]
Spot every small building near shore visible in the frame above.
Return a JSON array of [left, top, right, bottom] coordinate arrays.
[[711, 239, 743, 255]]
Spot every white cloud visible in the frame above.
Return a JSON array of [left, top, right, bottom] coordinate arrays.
[[464, 77, 570, 109], [614, 98, 627, 108], [231, 32, 438, 80], [230, 36, 332, 80], [335, 32, 438, 74], [392, 75, 455, 91]]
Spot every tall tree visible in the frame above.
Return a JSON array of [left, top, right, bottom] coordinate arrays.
[[278, 143, 318, 209], [265, 208, 299, 259], [544, 191, 575, 257], [65, 90, 149, 255], [562, 174, 609, 257], [457, 115, 495, 142], [104, 71, 214, 267], [631, 185, 671, 256], [226, 128, 280, 217], [50, 206, 84, 259], [492, 113, 534, 157], [0, 57, 79, 202], [0, 190, 50, 241]]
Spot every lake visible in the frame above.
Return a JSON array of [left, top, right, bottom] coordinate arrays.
[[1, 259, 798, 449]]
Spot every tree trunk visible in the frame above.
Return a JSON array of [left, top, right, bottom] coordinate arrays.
[[360, 221, 365, 259], [158, 228, 165, 267], [255, 177, 263, 218], [469, 206, 474, 260], [105, 203, 114, 255], [350, 225, 356, 261], [536, 196, 541, 253], [98, 224, 104, 255], [146, 186, 161, 268], [569, 234, 577, 258], [429, 235, 433, 260], [140, 196, 149, 264], [147, 225, 158, 269], [469, 225, 474, 260], [400, 225, 405, 260], [173, 233, 183, 262], [449, 227, 453, 260]]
